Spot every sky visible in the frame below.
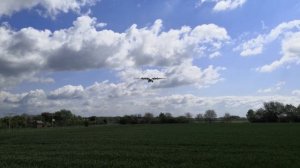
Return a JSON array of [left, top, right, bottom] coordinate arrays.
[[1, 0, 300, 117]]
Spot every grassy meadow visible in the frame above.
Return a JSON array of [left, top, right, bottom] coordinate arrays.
[[0, 123, 300, 168]]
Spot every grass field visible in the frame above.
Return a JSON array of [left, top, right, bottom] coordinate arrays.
[[1, 123, 300, 168]]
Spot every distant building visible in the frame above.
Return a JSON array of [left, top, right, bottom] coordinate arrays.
[[34, 120, 44, 128]]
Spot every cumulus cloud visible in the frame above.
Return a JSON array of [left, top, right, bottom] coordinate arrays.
[[119, 61, 226, 89], [213, 0, 246, 11], [155, 62, 226, 88], [0, 81, 152, 116], [236, 20, 300, 57], [2, 83, 300, 117], [0, 0, 98, 18], [48, 85, 85, 99], [0, 25, 52, 88], [196, 0, 247, 12], [0, 16, 229, 89], [235, 20, 300, 72], [257, 32, 300, 72]]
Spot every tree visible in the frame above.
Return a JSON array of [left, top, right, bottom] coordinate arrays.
[[158, 113, 175, 123], [185, 112, 193, 119], [223, 113, 231, 122], [282, 104, 297, 122], [103, 118, 108, 124], [296, 105, 300, 122], [165, 113, 172, 118], [143, 113, 154, 123], [263, 101, 284, 122], [158, 113, 169, 123], [84, 120, 89, 127], [54, 109, 73, 126], [119, 115, 139, 124], [195, 113, 204, 121], [89, 116, 97, 125], [246, 109, 256, 122], [41, 112, 54, 126], [175, 116, 189, 123], [204, 110, 217, 123], [8, 115, 27, 128], [255, 108, 265, 122]]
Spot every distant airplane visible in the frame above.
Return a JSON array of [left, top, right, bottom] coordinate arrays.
[[136, 77, 166, 83]]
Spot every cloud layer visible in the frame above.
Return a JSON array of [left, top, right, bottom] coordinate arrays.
[[1, 83, 300, 117]]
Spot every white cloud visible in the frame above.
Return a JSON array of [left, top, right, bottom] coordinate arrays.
[[0, 16, 229, 89], [0, 25, 52, 88], [196, 0, 247, 12], [48, 85, 85, 99], [261, 20, 268, 30], [150, 94, 300, 116], [157, 62, 226, 88], [0, 81, 152, 116], [238, 35, 265, 56], [213, 0, 246, 11], [0, 0, 98, 18], [2, 84, 300, 117], [235, 20, 300, 72], [0, 91, 23, 104], [257, 81, 285, 93], [118, 60, 226, 89], [237, 20, 300, 57], [27, 77, 55, 84], [209, 51, 221, 59], [257, 88, 273, 94], [292, 90, 300, 96], [96, 22, 107, 28], [257, 32, 300, 72], [0, 16, 228, 116]]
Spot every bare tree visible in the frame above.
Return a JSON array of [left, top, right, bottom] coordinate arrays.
[[204, 110, 217, 123], [195, 113, 204, 121]]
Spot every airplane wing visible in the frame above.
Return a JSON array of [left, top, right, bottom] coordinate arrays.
[[152, 77, 165, 80], [140, 77, 150, 80]]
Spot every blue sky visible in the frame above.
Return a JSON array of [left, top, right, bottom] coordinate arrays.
[[1, 0, 300, 117]]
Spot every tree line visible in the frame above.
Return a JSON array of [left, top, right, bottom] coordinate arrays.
[[0, 109, 245, 129], [0, 109, 121, 129], [247, 101, 300, 123], [118, 110, 242, 125], [0, 109, 84, 129]]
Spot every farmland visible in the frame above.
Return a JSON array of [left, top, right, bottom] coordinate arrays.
[[1, 123, 300, 168]]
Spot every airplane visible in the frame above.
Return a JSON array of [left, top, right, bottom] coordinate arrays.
[[136, 77, 166, 83]]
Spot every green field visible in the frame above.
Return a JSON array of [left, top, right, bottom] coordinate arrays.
[[1, 123, 300, 168]]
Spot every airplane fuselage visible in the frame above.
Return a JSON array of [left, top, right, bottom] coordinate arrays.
[[138, 77, 165, 83]]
